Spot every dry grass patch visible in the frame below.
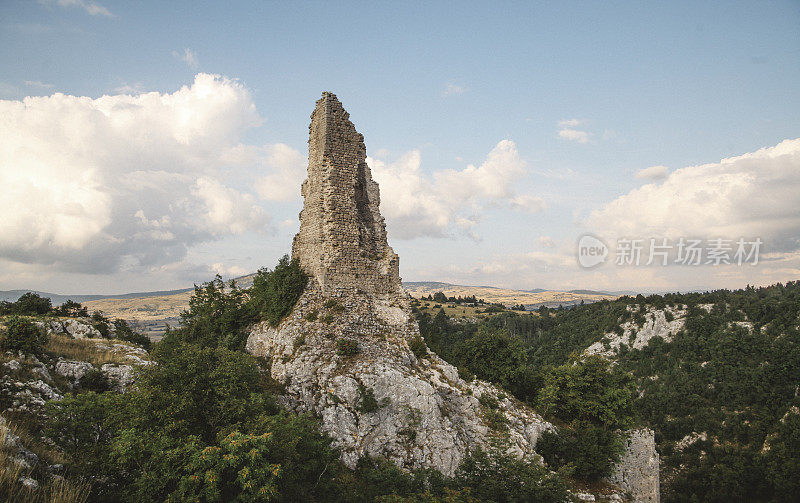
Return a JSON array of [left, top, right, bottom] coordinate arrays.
[[0, 420, 90, 503], [43, 335, 126, 367]]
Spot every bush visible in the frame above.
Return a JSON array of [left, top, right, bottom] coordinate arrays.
[[114, 319, 151, 349], [91, 311, 111, 338], [169, 275, 254, 351], [336, 338, 360, 357], [5, 292, 52, 315], [409, 335, 427, 359], [1, 315, 46, 354], [250, 255, 308, 327], [358, 382, 380, 413], [537, 424, 623, 481], [454, 447, 568, 502], [79, 368, 111, 393]]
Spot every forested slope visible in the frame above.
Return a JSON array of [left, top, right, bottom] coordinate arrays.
[[416, 281, 800, 502]]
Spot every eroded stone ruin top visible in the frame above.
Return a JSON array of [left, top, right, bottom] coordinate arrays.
[[292, 92, 401, 296]]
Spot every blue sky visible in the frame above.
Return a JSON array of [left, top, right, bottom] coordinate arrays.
[[1, 0, 799, 294]]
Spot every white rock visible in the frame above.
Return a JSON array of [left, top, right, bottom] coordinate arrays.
[[3, 360, 21, 371], [54, 360, 94, 381], [62, 319, 102, 339]]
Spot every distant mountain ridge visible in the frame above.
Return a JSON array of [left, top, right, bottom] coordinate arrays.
[[0, 287, 194, 306]]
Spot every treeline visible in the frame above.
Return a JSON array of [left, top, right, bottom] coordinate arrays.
[[0, 293, 149, 349], [416, 281, 800, 502]]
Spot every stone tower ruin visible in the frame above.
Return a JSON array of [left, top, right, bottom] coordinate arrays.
[[292, 92, 401, 296], [246, 94, 660, 502]]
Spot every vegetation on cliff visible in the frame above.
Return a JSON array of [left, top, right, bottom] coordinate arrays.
[[417, 281, 800, 502]]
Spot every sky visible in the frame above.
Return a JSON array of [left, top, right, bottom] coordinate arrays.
[[1, 0, 799, 295]]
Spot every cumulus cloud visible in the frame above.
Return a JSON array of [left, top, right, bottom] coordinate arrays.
[[558, 128, 589, 143], [635, 165, 669, 181], [173, 48, 199, 69], [588, 138, 800, 253], [369, 140, 543, 239], [0, 73, 270, 274], [41, 0, 112, 17], [253, 144, 307, 201]]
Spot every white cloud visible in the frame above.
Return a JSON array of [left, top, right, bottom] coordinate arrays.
[[369, 140, 543, 239], [635, 165, 669, 181], [253, 144, 307, 201], [24, 80, 54, 89], [112, 82, 144, 94], [509, 194, 547, 213], [538, 236, 556, 248], [558, 118, 582, 127], [41, 0, 112, 17], [173, 48, 199, 69], [588, 138, 800, 253], [0, 73, 270, 274], [558, 128, 589, 143], [443, 83, 466, 96], [211, 262, 247, 278]]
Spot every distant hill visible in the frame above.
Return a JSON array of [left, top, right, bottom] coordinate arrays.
[[0, 288, 193, 306], [4, 279, 619, 327], [403, 281, 618, 308]]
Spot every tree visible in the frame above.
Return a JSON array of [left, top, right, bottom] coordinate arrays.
[[249, 255, 308, 327], [8, 291, 52, 315], [1, 315, 47, 353]]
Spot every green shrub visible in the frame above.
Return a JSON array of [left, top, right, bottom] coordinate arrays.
[[113, 319, 151, 349], [324, 299, 345, 314], [293, 335, 306, 350], [336, 338, 360, 357], [79, 368, 111, 393], [91, 311, 111, 338], [1, 292, 52, 316], [250, 255, 308, 328], [304, 309, 319, 322], [408, 335, 427, 359], [454, 447, 568, 502], [358, 382, 380, 413], [536, 423, 623, 481], [1, 315, 46, 354]]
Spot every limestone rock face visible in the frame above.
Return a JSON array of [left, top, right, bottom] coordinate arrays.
[[247, 282, 553, 475], [608, 429, 660, 503], [292, 92, 400, 296], [584, 306, 687, 360]]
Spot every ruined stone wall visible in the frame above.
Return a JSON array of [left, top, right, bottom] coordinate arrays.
[[292, 92, 401, 296]]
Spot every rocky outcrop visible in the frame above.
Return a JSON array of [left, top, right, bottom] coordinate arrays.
[[248, 93, 556, 475], [248, 283, 553, 475], [54, 359, 94, 381], [247, 93, 658, 499], [608, 429, 660, 503], [584, 306, 686, 360], [37, 319, 103, 339]]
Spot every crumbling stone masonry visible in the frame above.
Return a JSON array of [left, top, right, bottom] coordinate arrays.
[[292, 92, 401, 296]]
